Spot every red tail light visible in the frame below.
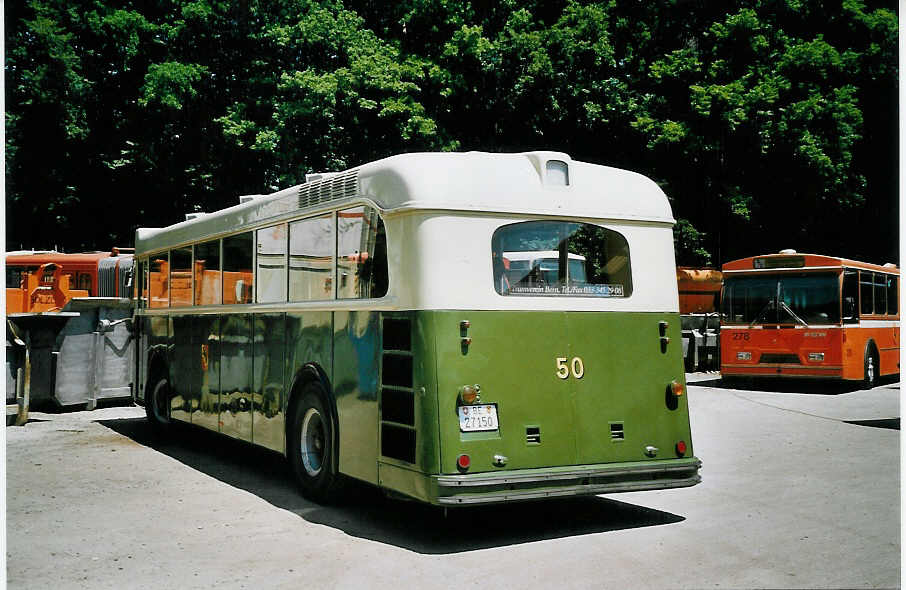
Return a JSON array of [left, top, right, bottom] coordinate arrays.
[[457, 454, 471, 471], [675, 441, 688, 456]]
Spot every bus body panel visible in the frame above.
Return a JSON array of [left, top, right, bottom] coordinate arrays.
[[193, 315, 221, 432], [333, 310, 382, 484], [219, 314, 253, 441], [721, 326, 846, 379], [426, 310, 691, 476], [399, 214, 680, 314], [567, 311, 692, 465], [722, 323, 900, 380], [252, 313, 286, 453]]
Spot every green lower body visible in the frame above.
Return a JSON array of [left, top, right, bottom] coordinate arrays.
[[137, 308, 701, 506]]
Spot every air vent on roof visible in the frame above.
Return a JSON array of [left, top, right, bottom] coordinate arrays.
[[298, 168, 359, 210]]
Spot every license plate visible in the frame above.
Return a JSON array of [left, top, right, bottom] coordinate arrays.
[[458, 404, 499, 432]]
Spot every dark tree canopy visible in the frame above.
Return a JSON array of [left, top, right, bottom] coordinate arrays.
[[5, 0, 898, 266]]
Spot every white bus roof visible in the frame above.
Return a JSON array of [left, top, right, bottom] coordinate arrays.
[[135, 151, 674, 255]]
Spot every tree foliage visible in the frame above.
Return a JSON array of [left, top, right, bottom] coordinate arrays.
[[5, 0, 898, 266]]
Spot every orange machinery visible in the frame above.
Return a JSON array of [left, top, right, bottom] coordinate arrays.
[[6, 249, 134, 314], [676, 266, 723, 314], [676, 267, 723, 372]]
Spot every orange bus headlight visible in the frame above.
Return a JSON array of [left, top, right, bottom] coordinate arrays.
[[807, 352, 825, 362], [736, 351, 752, 361]]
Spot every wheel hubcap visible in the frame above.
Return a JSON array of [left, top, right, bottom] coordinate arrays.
[[867, 357, 875, 383], [300, 408, 325, 476]]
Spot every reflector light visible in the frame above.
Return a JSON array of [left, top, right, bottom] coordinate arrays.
[[676, 441, 688, 456], [457, 454, 471, 470], [670, 380, 685, 397]]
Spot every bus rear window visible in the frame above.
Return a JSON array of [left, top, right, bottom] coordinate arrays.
[[492, 221, 632, 297]]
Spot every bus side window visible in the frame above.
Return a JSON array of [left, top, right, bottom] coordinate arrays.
[[256, 223, 287, 303], [874, 272, 888, 316], [337, 206, 388, 300], [223, 232, 254, 304], [842, 270, 858, 323], [859, 271, 874, 316], [195, 240, 222, 305], [170, 247, 193, 307], [289, 214, 334, 301], [887, 275, 898, 316], [149, 255, 169, 308]]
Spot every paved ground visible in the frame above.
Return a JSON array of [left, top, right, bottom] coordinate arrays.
[[5, 376, 900, 589]]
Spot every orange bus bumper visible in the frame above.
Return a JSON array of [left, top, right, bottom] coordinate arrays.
[[721, 364, 844, 379]]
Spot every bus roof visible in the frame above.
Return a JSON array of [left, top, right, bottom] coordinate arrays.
[[722, 252, 899, 274], [135, 151, 674, 255]]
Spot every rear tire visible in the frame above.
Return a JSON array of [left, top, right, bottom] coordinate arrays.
[[146, 376, 171, 432], [288, 382, 344, 503]]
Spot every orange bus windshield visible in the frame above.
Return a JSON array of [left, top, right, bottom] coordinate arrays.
[[721, 272, 840, 325]]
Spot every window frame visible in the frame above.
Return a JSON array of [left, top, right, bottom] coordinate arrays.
[[490, 220, 633, 298]]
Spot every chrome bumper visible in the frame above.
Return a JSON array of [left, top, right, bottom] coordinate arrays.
[[433, 458, 702, 505]]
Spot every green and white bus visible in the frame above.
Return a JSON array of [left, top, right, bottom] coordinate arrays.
[[133, 151, 701, 505]]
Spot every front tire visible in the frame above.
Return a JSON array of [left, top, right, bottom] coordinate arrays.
[[863, 347, 878, 389], [288, 383, 344, 503]]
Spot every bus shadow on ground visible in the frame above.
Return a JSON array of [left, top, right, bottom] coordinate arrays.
[[693, 376, 899, 395], [99, 417, 685, 554]]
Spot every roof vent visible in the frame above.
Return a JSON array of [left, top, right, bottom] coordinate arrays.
[[779, 249, 797, 255], [185, 212, 206, 221], [305, 172, 342, 183], [298, 168, 359, 210], [883, 263, 898, 268]]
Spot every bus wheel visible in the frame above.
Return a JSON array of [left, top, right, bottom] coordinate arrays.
[[863, 348, 878, 389], [146, 376, 171, 431], [289, 383, 344, 503]]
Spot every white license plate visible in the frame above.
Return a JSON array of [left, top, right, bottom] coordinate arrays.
[[458, 404, 499, 432]]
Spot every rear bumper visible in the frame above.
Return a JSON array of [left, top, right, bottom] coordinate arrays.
[[431, 457, 702, 506]]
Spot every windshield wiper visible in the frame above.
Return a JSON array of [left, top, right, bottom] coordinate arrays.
[[749, 299, 775, 327], [778, 300, 809, 327]]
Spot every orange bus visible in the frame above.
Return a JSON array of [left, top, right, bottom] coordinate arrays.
[[720, 250, 899, 387]]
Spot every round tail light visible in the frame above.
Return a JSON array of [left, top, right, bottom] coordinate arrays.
[[675, 441, 688, 456], [457, 454, 471, 471], [458, 384, 481, 405]]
